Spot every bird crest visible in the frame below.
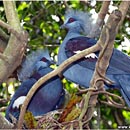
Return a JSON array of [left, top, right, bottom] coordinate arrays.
[[17, 49, 52, 81], [64, 9, 93, 35]]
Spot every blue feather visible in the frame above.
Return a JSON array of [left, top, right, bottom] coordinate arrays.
[[6, 50, 65, 122], [58, 9, 130, 107]]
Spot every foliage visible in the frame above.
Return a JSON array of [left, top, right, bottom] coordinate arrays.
[[24, 110, 37, 129], [59, 94, 82, 122], [0, 1, 130, 129]]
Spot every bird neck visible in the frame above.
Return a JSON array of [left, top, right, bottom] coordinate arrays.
[[31, 67, 52, 80], [68, 28, 81, 34], [66, 29, 81, 39]]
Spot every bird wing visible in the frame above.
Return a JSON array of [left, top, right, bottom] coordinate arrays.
[[5, 78, 36, 121], [12, 79, 36, 100], [65, 36, 130, 75]]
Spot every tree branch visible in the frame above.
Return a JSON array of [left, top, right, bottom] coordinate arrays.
[[0, 39, 7, 53], [0, 53, 8, 62], [81, 1, 130, 127], [100, 100, 130, 111], [17, 43, 101, 129], [0, 20, 22, 39], [3, 1, 21, 31], [117, 1, 130, 31], [0, 28, 9, 52], [88, 1, 110, 38], [0, 113, 14, 129], [0, 1, 28, 82], [17, 1, 130, 129], [0, 28, 9, 42], [82, 10, 122, 128]]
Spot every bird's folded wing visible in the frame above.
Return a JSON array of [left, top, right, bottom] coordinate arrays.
[[65, 36, 130, 75]]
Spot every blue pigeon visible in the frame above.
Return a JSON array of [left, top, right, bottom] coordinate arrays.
[[6, 49, 65, 122], [58, 9, 130, 107]]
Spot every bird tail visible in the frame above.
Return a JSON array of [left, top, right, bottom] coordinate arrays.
[[115, 75, 130, 107], [120, 89, 130, 107], [17, 49, 51, 81]]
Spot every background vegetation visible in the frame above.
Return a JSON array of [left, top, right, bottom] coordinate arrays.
[[0, 1, 130, 129]]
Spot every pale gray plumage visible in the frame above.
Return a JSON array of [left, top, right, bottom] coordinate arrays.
[[17, 49, 52, 81], [64, 9, 93, 35]]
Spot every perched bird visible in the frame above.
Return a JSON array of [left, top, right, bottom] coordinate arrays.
[[58, 9, 130, 107], [6, 49, 65, 122]]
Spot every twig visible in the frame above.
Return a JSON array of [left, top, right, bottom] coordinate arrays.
[[99, 100, 130, 111], [77, 85, 125, 110], [0, 107, 6, 112], [114, 109, 124, 126], [77, 87, 97, 95], [0, 98, 8, 104], [61, 120, 80, 129], [78, 92, 91, 120], [92, 90, 125, 107], [63, 0, 69, 9], [9, 113, 17, 125], [105, 93, 125, 107]]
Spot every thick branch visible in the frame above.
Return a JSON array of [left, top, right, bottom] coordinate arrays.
[[0, 25, 9, 53], [98, 1, 110, 19], [0, 1, 27, 82], [84, 10, 123, 128], [0, 113, 14, 129], [0, 39, 7, 52], [118, 1, 130, 30], [88, 1, 110, 38], [83, 1, 130, 128], [0, 28, 9, 52], [0, 53, 8, 62], [0, 28, 9, 41], [17, 43, 101, 129], [3, 1, 21, 31], [0, 20, 21, 38]]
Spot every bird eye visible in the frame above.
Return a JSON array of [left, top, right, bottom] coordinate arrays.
[[68, 18, 76, 23], [40, 57, 47, 62]]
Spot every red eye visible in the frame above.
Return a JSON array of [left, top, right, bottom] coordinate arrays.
[[40, 57, 47, 62], [68, 18, 76, 23]]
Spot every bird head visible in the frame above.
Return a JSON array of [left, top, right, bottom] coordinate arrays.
[[61, 9, 93, 35], [35, 57, 55, 71], [17, 49, 54, 81]]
